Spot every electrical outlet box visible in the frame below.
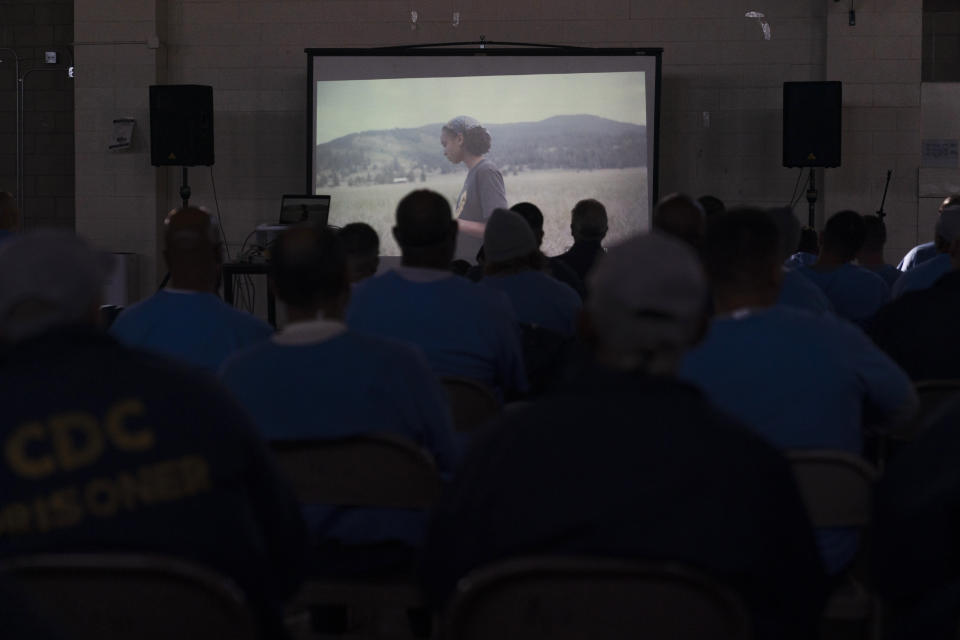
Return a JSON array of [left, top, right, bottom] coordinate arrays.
[[45, 51, 57, 64]]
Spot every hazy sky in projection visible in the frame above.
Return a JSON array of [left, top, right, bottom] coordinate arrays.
[[315, 72, 646, 144]]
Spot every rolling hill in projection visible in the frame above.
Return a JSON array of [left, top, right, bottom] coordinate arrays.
[[314, 114, 647, 188]]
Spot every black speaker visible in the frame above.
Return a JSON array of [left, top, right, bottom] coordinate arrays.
[[783, 81, 841, 168], [149, 85, 215, 167]]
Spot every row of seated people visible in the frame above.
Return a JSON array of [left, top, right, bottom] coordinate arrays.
[[0, 189, 958, 639]]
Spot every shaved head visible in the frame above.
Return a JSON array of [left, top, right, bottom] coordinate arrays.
[[653, 193, 706, 249], [163, 207, 222, 291]]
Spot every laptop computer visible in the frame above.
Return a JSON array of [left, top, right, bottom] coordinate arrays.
[[278, 194, 331, 226]]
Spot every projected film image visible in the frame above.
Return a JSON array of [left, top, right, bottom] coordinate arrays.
[[314, 71, 648, 257]]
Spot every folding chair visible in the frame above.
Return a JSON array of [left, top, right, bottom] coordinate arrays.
[[441, 556, 752, 640], [271, 434, 441, 612], [441, 376, 500, 432], [0, 553, 257, 640], [787, 450, 880, 637]]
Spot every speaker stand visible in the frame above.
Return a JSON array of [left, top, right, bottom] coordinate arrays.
[[180, 166, 191, 208], [805, 168, 817, 228]]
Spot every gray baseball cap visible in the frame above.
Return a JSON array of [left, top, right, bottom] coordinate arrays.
[[0, 230, 113, 341], [586, 231, 708, 369]]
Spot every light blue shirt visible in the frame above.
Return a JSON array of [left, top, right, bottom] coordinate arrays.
[[110, 289, 273, 372], [480, 270, 582, 336], [778, 268, 834, 315], [219, 320, 460, 546], [797, 264, 889, 323], [680, 305, 916, 572], [897, 242, 937, 271], [891, 253, 953, 299], [347, 268, 527, 395]]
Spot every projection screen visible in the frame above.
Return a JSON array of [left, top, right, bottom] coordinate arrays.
[[307, 47, 661, 259]]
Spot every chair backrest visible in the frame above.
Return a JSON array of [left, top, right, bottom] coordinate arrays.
[[787, 450, 878, 528], [442, 556, 752, 640], [441, 376, 501, 433], [271, 433, 441, 508], [0, 553, 257, 640], [903, 380, 960, 439]]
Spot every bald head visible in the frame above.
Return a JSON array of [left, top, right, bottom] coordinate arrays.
[[163, 207, 222, 292], [393, 190, 457, 268], [272, 225, 349, 319], [653, 194, 706, 249]]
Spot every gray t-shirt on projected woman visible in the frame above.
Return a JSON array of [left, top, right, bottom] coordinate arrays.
[[454, 159, 507, 262]]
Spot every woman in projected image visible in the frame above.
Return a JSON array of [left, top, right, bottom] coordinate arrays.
[[441, 116, 507, 259]]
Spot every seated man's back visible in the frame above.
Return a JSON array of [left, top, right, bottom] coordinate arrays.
[[0, 328, 305, 637], [422, 372, 827, 640], [682, 210, 915, 574], [110, 207, 272, 371], [797, 263, 889, 323], [779, 267, 834, 314], [221, 225, 460, 564], [891, 252, 952, 298], [111, 289, 272, 371], [479, 209, 582, 336], [874, 399, 960, 639], [870, 269, 960, 380], [349, 268, 525, 393]]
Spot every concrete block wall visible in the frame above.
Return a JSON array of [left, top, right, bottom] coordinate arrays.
[[1, 0, 75, 230], [825, 0, 923, 263], [74, 0, 925, 296], [74, 0, 168, 298]]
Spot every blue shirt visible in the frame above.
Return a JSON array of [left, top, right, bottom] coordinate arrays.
[[110, 290, 273, 372], [480, 271, 582, 336], [680, 306, 916, 572], [219, 321, 460, 546], [891, 253, 952, 299], [786, 252, 818, 269], [863, 263, 902, 289], [347, 268, 527, 395], [797, 264, 889, 323], [778, 268, 834, 315], [897, 242, 937, 271]]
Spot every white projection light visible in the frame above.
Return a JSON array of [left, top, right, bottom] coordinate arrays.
[[410, 10, 419, 30], [745, 11, 772, 40]]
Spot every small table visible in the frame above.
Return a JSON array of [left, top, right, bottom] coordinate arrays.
[[222, 262, 276, 327]]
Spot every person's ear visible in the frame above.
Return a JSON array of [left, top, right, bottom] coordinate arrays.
[[392, 226, 402, 246]]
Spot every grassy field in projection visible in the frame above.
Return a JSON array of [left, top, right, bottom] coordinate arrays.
[[323, 166, 649, 257]]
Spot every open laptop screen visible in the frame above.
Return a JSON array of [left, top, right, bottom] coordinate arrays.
[[279, 194, 331, 225]]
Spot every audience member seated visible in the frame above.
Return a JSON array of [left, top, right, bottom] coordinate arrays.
[[348, 190, 526, 397], [0, 231, 306, 638], [337, 222, 380, 283], [0, 191, 20, 245], [870, 229, 960, 380], [891, 201, 960, 299], [422, 231, 829, 640], [874, 398, 960, 639], [796, 210, 889, 324], [698, 194, 726, 218], [680, 209, 916, 573], [554, 198, 607, 282], [110, 207, 272, 372], [786, 226, 819, 268], [651, 193, 706, 250], [510, 201, 586, 298], [895, 195, 959, 272], [220, 225, 458, 572], [857, 214, 901, 288], [767, 207, 833, 315], [479, 209, 582, 337]]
